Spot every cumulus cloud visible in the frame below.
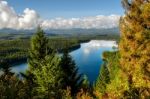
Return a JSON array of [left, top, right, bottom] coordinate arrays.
[[0, 1, 40, 30], [41, 15, 120, 29], [0, 1, 120, 30], [18, 8, 40, 29]]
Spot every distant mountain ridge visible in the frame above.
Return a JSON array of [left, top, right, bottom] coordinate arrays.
[[0, 28, 119, 35]]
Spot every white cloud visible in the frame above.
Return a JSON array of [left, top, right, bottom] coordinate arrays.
[[41, 15, 120, 29], [0, 1, 40, 30], [18, 8, 40, 29], [0, 1, 120, 30]]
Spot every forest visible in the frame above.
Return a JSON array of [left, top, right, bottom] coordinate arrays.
[[0, 0, 150, 99]]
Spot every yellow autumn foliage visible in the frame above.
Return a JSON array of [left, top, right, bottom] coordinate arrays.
[[120, 0, 150, 97]]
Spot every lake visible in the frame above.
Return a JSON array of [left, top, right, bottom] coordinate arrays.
[[11, 40, 118, 83]]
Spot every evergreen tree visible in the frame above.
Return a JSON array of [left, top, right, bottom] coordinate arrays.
[[26, 27, 52, 98], [20, 71, 36, 99], [0, 62, 27, 99], [0, 60, 12, 75], [95, 62, 110, 94], [60, 46, 83, 95], [120, 0, 150, 97], [27, 27, 63, 98], [34, 55, 63, 98], [28, 26, 52, 71]]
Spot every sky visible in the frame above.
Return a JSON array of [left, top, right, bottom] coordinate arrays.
[[0, 0, 124, 30]]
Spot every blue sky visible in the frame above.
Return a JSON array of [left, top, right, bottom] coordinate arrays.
[[7, 0, 123, 19], [0, 0, 123, 29]]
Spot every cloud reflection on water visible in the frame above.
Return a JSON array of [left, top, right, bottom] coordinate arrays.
[[82, 40, 118, 55]]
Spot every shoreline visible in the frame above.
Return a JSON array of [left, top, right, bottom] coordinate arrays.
[[5, 40, 90, 67]]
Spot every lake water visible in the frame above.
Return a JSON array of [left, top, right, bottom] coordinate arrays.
[[11, 40, 118, 83]]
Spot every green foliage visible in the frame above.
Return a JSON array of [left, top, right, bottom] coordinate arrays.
[[60, 47, 83, 96], [82, 75, 90, 90], [27, 27, 64, 98], [0, 60, 11, 74], [0, 39, 28, 65], [104, 52, 129, 98], [34, 55, 63, 98], [0, 63, 28, 99], [95, 51, 128, 98], [20, 71, 36, 99], [95, 61, 110, 94], [28, 27, 52, 71]]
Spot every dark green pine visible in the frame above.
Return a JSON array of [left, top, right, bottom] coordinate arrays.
[[60, 46, 83, 95]]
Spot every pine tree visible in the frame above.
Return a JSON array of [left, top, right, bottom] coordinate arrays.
[[26, 27, 52, 98], [27, 27, 63, 98], [20, 71, 36, 99], [0, 62, 27, 99], [95, 62, 110, 94], [34, 55, 63, 98], [28, 26, 52, 71], [0, 60, 12, 75], [60, 46, 83, 95], [120, 0, 150, 97]]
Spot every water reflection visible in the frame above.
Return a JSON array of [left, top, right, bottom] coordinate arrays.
[[11, 63, 28, 73], [82, 40, 117, 55], [70, 40, 117, 83]]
